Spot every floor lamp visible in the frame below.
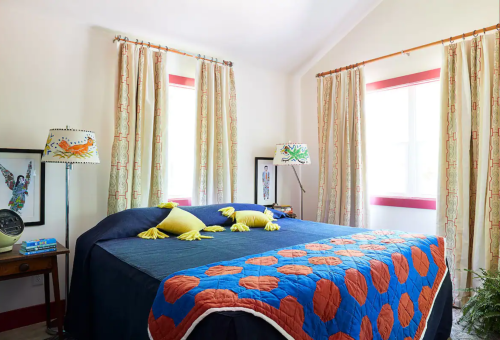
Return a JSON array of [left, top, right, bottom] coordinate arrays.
[[273, 143, 310, 220], [42, 127, 100, 338]]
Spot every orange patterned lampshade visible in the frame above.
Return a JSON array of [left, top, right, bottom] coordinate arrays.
[[41, 128, 100, 164]]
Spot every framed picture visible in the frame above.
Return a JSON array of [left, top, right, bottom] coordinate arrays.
[[0, 149, 45, 226], [254, 157, 277, 207]]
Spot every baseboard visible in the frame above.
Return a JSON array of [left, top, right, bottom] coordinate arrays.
[[0, 300, 65, 333]]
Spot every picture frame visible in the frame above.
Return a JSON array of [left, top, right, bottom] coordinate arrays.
[[254, 157, 277, 207], [0, 149, 45, 226]]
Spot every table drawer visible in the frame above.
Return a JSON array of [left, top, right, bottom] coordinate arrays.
[[0, 257, 52, 277]]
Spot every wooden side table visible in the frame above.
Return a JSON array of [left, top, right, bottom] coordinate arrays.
[[0, 242, 69, 338]]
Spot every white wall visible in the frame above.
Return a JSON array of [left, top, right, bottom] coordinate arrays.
[[238, 64, 295, 207], [0, 5, 293, 313], [297, 0, 499, 232], [0, 6, 115, 314]]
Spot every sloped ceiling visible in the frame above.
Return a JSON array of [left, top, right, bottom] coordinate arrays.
[[2, 0, 381, 73]]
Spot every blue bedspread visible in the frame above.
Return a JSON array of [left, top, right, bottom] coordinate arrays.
[[65, 203, 287, 339], [65, 204, 451, 340], [149, 231, 447, 340]]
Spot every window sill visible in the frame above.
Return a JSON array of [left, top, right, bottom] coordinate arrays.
[[370, 196, 436, 210], [168, 197, 192, 206]]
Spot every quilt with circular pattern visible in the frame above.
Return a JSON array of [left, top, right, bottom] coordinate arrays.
[[148, 230, 447, 340]]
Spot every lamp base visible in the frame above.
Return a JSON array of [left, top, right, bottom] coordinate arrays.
[[45, 335, 71, 340], [0, 245, 13, 253], [46, 327, 66, 336], [45, 328, 70, 340]]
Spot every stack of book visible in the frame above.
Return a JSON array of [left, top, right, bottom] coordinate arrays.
[[20, 238, 57, 255], [272, 204, 296, 219], [272, 204, 294, 214]]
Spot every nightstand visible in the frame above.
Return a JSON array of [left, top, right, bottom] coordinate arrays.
[[0, 242, 69, 338]]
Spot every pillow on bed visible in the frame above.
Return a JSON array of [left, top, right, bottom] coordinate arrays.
[[157, 207, 206, 235], [182, 204, 288, 226], [234, 211, 274, 227], [219, 207, 280, 231], [138, 207, 224, 241]]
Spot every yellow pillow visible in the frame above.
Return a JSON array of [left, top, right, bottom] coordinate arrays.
[[157, 207, 206, 235], [138, 207, 222, 240], [219, 207, 280, 232], [234, 211, 273, 227]]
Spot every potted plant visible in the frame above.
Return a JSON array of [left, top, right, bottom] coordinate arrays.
[[459, 269, 500, 339]]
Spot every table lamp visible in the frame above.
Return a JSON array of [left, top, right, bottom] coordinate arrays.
[[42, 127, 99, 337], [273, 143, 310, 219]]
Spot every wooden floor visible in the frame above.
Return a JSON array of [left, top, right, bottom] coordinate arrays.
[[0, 322, 51, 340], [0, 315, 467, 340]]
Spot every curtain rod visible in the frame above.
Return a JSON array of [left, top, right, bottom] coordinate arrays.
[[316, 23, 500, 77], [113, 35, 233, 67]]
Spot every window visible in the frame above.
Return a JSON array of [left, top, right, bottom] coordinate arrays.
[[167, 75, 195, 203], [365, 69, 440, 209]]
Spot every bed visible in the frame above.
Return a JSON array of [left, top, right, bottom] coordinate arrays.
[[65, 204, 452, 340]]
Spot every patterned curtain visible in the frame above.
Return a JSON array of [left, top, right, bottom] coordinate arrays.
[[316, 68, 369, 228], [472, 34, 497, 280], [437, 34, 493, 305], [192, 60, 237, 205], [107, 43, 168, 215]]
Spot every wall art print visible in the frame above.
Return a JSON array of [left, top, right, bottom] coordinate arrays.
[[254, 157, 277, 207], [0, 149, 45, 226]]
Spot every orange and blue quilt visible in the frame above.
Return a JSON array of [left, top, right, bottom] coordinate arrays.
[[148, 230, 447, 340]]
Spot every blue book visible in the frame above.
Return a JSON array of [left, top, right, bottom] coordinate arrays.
[[22, 238, 57, 248], [20, 248, 57, 256], [21, 244, 57, 252]]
